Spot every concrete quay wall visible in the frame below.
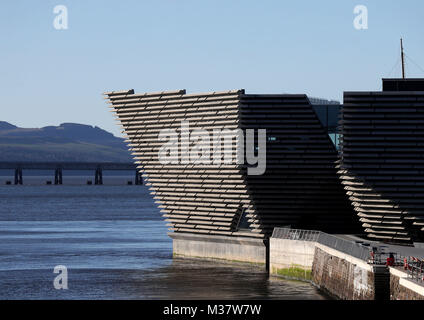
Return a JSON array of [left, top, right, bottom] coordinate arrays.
[[269, 238, 316, 280], [312, 245, 386, 300], [389, 267, 424, 300], [169, 233, 267, 266], [270, 238, 390, 300], [169, 232, 424, 300]]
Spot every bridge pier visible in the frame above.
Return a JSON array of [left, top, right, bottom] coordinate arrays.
[[14, 168, 23, 185], [135, 170, 143, 185], [54, 168, 63, 185], [94, 167, 103, 185], [0, 162, 137, 185]]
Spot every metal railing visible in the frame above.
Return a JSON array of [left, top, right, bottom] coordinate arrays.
[[271, 228, 320, 242], [317, 232, 372, 261], [402, 257, 424, 283], [272, 227, 375, 262]]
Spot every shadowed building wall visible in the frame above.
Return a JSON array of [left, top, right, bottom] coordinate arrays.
[[240, 94, 358, 234], [339, 79, 424, 243]]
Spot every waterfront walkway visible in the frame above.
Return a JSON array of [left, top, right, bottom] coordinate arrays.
[[339, 234, 424, 261]]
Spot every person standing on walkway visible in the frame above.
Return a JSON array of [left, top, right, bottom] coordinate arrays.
[[386, 253, 395, 267]]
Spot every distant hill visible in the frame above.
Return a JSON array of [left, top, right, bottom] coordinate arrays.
[[0, 121, 133, 162]]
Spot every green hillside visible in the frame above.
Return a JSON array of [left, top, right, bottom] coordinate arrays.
[[0, 122, 133, 162]]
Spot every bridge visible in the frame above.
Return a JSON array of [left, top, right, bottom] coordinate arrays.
[[0, 161, 142, 185]]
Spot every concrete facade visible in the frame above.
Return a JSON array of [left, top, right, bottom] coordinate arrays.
[[170, 233, 267, 265]]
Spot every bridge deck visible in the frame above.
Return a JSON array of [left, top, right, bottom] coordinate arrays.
[[0, 162, 136, 170]]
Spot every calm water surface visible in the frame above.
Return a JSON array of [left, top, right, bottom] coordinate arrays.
[[0, 176, 327, 299]]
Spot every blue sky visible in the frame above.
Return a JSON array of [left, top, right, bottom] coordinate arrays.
[[1, 0, 423, 137]]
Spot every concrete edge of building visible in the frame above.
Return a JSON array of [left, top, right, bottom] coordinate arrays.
[[169, 232, 268, 266]]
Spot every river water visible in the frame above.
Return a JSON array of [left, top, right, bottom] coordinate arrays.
[[0, 174, 327, 299]]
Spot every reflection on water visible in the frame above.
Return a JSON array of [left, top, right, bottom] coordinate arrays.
[[0, 259, 328, 300], [129, 258, 328, 300], [0, 181, 328, 300]]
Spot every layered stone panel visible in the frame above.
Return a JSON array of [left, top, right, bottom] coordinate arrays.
[[105, 89, 358, 239], [340, 80, 424, 242]]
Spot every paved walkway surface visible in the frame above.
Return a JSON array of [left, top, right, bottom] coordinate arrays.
[[338, 234, 424, 258]]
